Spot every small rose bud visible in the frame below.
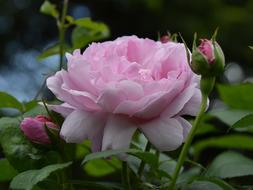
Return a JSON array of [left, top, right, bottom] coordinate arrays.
[[191, 32, 225, 77], [160, 35, 170, 43], [20, 115, 58, 144]]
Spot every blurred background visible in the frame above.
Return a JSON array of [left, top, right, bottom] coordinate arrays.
[[0, 0, 253, 101]]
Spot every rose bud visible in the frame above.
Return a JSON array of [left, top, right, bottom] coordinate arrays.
[[190, 31, 225, 77], [160, 33, 178, 43], [160, 35, 170, 43], [20, 115, 58, 144]]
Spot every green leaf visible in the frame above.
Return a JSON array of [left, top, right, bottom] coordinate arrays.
[[0, 117, 43, 171], [84, 157, 121, 177], [40, 1, 59, 18], [193, 135, 253, 159], [23, 105, 47, 117], [185, 176, 236, 190], [37, 44, 71, 61], [10, 162, 72, 190], [129, 152, 159, 168], [24, 100, 38, 112], [218, 84, 253, 110], [206, 151, 253, 178], [249, 46, 253, 50], [209, 109, 252, 126], [184, 181, 223, 190], [72, 18, 110, 49], [0, 159, 17, 182], [231, 114, 253, 132], [196, 123, 218, 136], [82, 149, 139, 165], [0, 91, 23, 112], [70, 180, 123, 190]]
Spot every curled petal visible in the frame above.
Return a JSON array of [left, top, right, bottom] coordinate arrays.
[[161, 85, 196, 118], [102, 115, 137, 150], [47, 103, 74, 117], [97, 80, 144, 112], [179, 89, 209, 116], [175, 116, 192, 140], [140, 117, 184, 151], [60, 110, 106, 147]]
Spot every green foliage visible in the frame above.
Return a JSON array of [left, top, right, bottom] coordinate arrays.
[[84, 157, 121, 177], [0, 159, 17, 182], [0, 117, 43, 172], [209, 109, 252, 126], [24, 100, 38, 112], [10, 162, 72, 190], [193, 135, 253, 158], [40, 1, 59, 18], [231, 114, 253, 132], [70, 180, 123, 190], [37, 44, 71, 61], [130, 151, 159, 168], [0, 91, 24, 112], [82, 148, 139, 165], [206, 151, 253, 179], [72, 19, 110, 49], [218, 84, 253, 110]]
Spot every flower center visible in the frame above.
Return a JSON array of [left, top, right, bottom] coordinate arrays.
[[138, 69, 153, 80]]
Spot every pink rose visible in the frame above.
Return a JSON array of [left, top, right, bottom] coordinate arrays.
[[198, 39, 214, 64], [47, 36, 202, 152], [20, 115, 58, 144]]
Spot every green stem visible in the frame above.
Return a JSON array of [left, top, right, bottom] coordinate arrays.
[[168, 93, 208, 190], [59, 0, 69, 70], [122, 161, 130, 190], [137, 141, 152, 176]]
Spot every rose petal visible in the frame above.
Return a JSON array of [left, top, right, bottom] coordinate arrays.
[[140, 117, 184, 151], [175, 116, 192, 140], [97, 80, 144, 112], [102, 115, 137, 150], [115, 80, 184, 119], [179, 88, 202, 116], [161, 85, 196, 118], [60, 110, 106, 145], [47, 103, 74, 117]]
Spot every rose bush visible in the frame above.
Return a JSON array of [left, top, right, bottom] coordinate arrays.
[[47, 35, 202, 152]]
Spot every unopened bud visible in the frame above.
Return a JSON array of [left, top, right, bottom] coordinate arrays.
[[20, 115, 58, 144]]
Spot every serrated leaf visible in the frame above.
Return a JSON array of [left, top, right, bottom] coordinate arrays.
[[193, 135, 253, 159], [206, 151, 253, 178], [0, 158, 17, 182], [82, 149, 139, 165], [0, 91, 23, 112], [40, 1, 59, 18], [0, 117, 43, 171], [218, 84, 253, 110], [72, 19, 110, 49], [10, 162, 72, 190]]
